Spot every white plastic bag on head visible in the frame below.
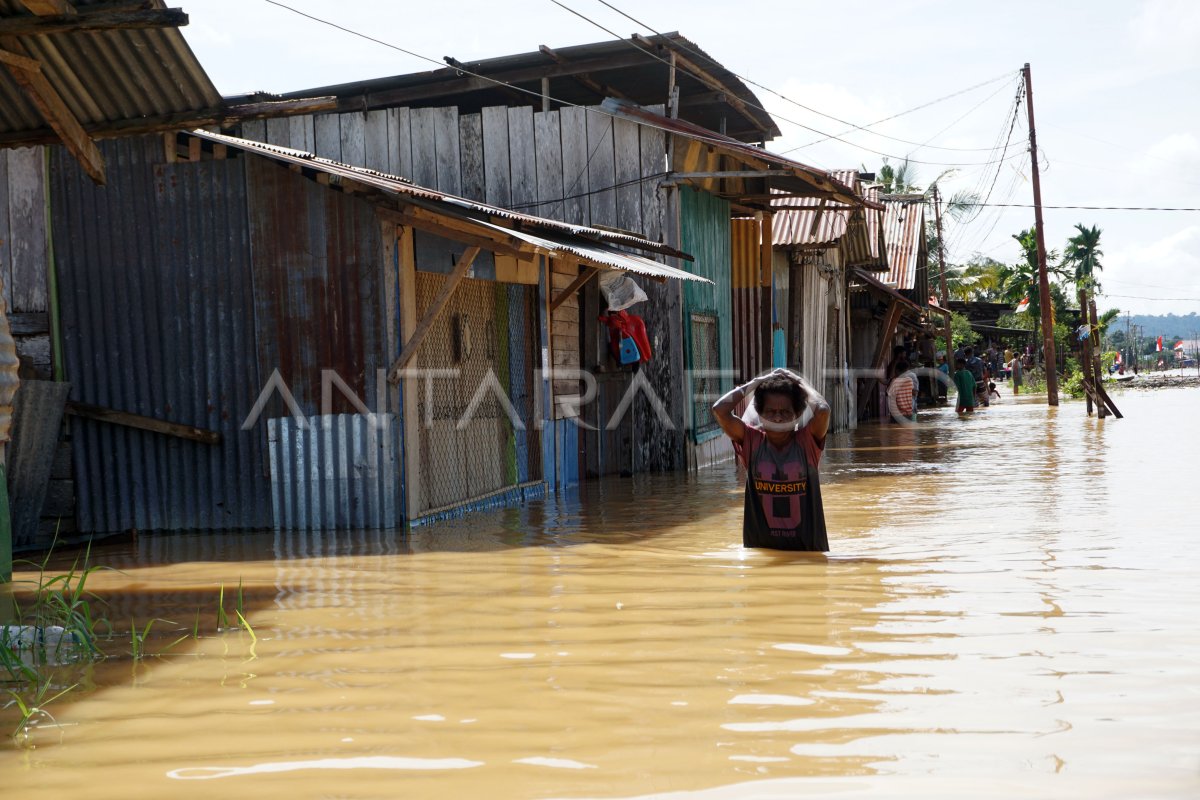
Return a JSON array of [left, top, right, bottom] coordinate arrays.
[[598, 270, 648, 311]]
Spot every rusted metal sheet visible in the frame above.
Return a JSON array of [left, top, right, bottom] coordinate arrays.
[[51, 137, 271, 532], [730, 218, 761, 382], [188, 129, 691, 263], [245, 155, 385, 418], [771, 170, 857, 246], [0, 0, 222, 141], [882, 196, 926, 291]]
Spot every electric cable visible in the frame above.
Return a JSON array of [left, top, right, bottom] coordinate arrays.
[[549, 0, 1031, 168], [590, 0, 1018, 154]]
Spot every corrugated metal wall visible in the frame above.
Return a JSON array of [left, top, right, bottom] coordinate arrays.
[[51, 138, 272, 532], [243, 102, 685, 478], [730, 218, 762, 383], [680, 188, 732, 441], [268, 413, 400, 530]]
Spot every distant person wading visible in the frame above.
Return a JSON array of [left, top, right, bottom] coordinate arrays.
[[712, 369, 831, 551]]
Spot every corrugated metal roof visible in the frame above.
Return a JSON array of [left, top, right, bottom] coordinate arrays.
[[0, 0, 221, 142], [850, 268, 925, 315], [771, 170, 859, 246], [882, 195, 926, 290], [601, 99, 867, 209], [260, 32, 780, 143], [188, 129, 710, 284]]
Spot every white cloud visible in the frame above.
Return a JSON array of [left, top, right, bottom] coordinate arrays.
[[1129, 0, 1200, 71], [1104, 225, 1200, 315]]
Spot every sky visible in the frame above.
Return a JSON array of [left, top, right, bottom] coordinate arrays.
[[181, 0, 1200, 317]]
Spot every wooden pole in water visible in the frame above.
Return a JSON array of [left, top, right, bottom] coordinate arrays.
[[1023, 63, 1059, 406], [932, 186, 953, 379], [1078, 287, 1095, 415]]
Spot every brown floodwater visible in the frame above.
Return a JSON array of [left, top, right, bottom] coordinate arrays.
[[3, 387, 1198, 799]]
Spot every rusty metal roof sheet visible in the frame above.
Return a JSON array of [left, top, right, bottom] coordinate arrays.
[[771, 170, 859, 246], [601, 99, 866, 208], [0, 0, 221, 145], [882, 195, 927, 290], [187, 129, 708, 284]]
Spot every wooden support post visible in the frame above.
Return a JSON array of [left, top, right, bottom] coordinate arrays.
[[1089, 298, 1122, 418], [862, 298, 902, 420], [1079, 287, 1096, 416], [549, 266, 599, 313], [0, 36, 105, 183], [387, 246, 479, 381]]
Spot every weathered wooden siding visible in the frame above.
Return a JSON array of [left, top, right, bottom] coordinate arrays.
[[0, 147, 53, 380]]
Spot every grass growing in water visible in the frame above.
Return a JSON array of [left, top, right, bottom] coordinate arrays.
[[4, 539, 259, 745]]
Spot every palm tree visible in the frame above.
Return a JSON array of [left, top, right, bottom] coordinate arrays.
[[1065, 224, 1104, 292], [876, 158, 920, 194]]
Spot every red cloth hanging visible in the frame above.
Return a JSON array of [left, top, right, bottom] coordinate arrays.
[[598, 310, 652, 363]]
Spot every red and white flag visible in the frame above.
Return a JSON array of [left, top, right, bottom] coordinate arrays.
[[1156, 335, 1163, 352], [1015, 296, 1030, 313], [1174, 340, 1185, 351]]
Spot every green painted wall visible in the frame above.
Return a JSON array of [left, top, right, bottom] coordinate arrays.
[[679, 188, 733, 441]]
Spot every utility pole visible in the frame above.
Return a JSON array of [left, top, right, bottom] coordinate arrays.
[[1023, 63, 1058, 405], [932, 185, 953, 375]]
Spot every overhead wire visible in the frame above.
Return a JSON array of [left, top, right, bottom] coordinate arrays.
[[259, 0, 795, 160], [549, 0, 1030, 169], [590, 0, 1018, 154]]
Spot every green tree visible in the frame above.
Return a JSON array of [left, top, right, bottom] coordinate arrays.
[[1064, 223, 1104, 292]]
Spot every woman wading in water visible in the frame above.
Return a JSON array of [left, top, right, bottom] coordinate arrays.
[[712, 369, 831, 551]]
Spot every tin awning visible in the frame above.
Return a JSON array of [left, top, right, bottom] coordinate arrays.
[[185, 129, 705, 283]]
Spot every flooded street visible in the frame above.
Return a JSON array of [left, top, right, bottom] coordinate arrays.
[[3, 387, 1199, 799]]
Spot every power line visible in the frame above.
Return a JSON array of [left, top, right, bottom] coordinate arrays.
[[955, 203, 1200, 211], [549, 0, 1031, 169], [1106, 294, 1200, 302], [591, 0, 1017, 155], [259, 0, 779, 158]]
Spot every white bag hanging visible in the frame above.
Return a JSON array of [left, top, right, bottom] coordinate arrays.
[[598, 270, 648, 311]]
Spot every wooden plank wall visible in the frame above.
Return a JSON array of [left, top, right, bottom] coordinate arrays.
[[0, 147, 53, 379], [242, 103, 684, 474]]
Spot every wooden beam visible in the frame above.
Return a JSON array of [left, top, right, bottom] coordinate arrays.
[[444, 56, 526, 105], [632, 34, 765, 136], [376, 207, 537, 262], [539, 45, 631, 101], [0, 7, 184, 38], [0, 96, 338, 148], [549, 267, 600, 313], [671, 170, 785, 180], [66, 400, 220, 444], [387, 246, 480, 381], [0, 47, 40, 71], [333, 50, 653, 114], [0, 36, 104, 183], [871, 298, 903, 372], [19, 0, 77, 15]]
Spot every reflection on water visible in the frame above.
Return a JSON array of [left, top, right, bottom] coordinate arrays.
[[3, 389, 1199, 798]]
